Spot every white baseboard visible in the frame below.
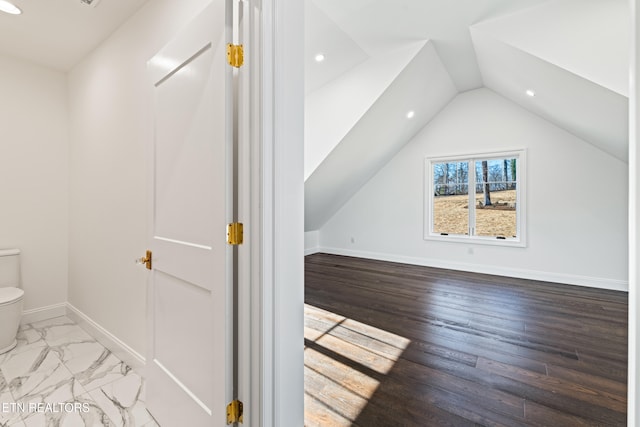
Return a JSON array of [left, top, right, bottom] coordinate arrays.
[[318, 247, 629, 292], [21, 303, 67, 325], [66, 303, 145, 371], [304, 247, 321, 256]]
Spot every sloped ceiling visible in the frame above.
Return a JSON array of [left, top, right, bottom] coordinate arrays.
[[305, 41, 457, 230], [305, 0, 630, 231], [305, 42, 428, 180], [306, 0, 551, 93], [470, 0, 629, 161], [305, 0, 369, 94], [471, 0, 629, 96]]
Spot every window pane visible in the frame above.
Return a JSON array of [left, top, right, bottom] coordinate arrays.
[[432, 161, 469, 235], [474, 158, 517, 238]]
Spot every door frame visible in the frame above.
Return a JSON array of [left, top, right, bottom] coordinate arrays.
[[251, 2, 640, 426], [629, 0, 639, 425], [245, 0, 640, 425], [240, 0, 305, 426]]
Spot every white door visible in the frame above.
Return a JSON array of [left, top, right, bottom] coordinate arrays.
[[145, 2, 232, 426]]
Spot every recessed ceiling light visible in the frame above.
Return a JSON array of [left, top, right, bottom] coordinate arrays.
[[0, 0, 21, 15], [80, 0, 102, 8], [406, 110, 415, 119], [314, 53, 325, 63], [526, 89, 536, 97]]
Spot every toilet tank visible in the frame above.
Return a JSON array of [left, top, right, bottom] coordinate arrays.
[[0, 249, 20, 288]]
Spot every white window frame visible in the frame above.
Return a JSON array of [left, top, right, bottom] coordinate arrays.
[[424, 149, 527, 247]]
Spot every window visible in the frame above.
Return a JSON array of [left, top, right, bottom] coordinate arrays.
[[425, 150, 526, 246]]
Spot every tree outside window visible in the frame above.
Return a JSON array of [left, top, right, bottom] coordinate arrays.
[[425, 150, 525, 246]]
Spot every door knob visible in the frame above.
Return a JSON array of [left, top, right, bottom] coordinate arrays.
[[135, 250, 152, 270]]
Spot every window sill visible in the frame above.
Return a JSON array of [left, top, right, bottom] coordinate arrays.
[[424, 233, 526, 248]]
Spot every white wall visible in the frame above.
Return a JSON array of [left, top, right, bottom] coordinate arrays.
[[305, 231, 320, 255], [0, 54, 69, 310], [67, 0, 212, 356], [320, 88, 629, 290]]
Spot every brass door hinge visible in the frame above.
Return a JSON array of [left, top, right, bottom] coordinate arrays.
[[227, 223, 244, 245], [226, 399, 243, 424], [227, 44, 244, 68]]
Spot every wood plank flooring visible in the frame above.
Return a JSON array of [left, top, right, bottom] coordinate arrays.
[[304, 253, 628, 427]]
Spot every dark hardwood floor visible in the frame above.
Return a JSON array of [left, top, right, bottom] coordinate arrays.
[[304, 253, 628, 427]]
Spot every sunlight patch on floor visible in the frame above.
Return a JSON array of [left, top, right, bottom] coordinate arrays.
[[304, 304, 411, 426]]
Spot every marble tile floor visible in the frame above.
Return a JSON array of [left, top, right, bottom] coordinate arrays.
[[0, 316, 159, 427]]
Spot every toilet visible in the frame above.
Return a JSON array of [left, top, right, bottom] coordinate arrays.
[[0, 249, 23, 354]]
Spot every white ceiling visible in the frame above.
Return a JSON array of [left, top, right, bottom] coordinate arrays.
[[472, 0, 629, 97], [306, 41, 458, 230], [471, 8, 629, 161], [305, 0, 552, 93], [0, 0, 149, 70], [470, 0, 629, 162], [305, 0, 630, 230], [305, 1, 369, 94]]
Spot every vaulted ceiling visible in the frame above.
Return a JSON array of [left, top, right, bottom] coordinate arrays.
[[305, 0, 629, 231]]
